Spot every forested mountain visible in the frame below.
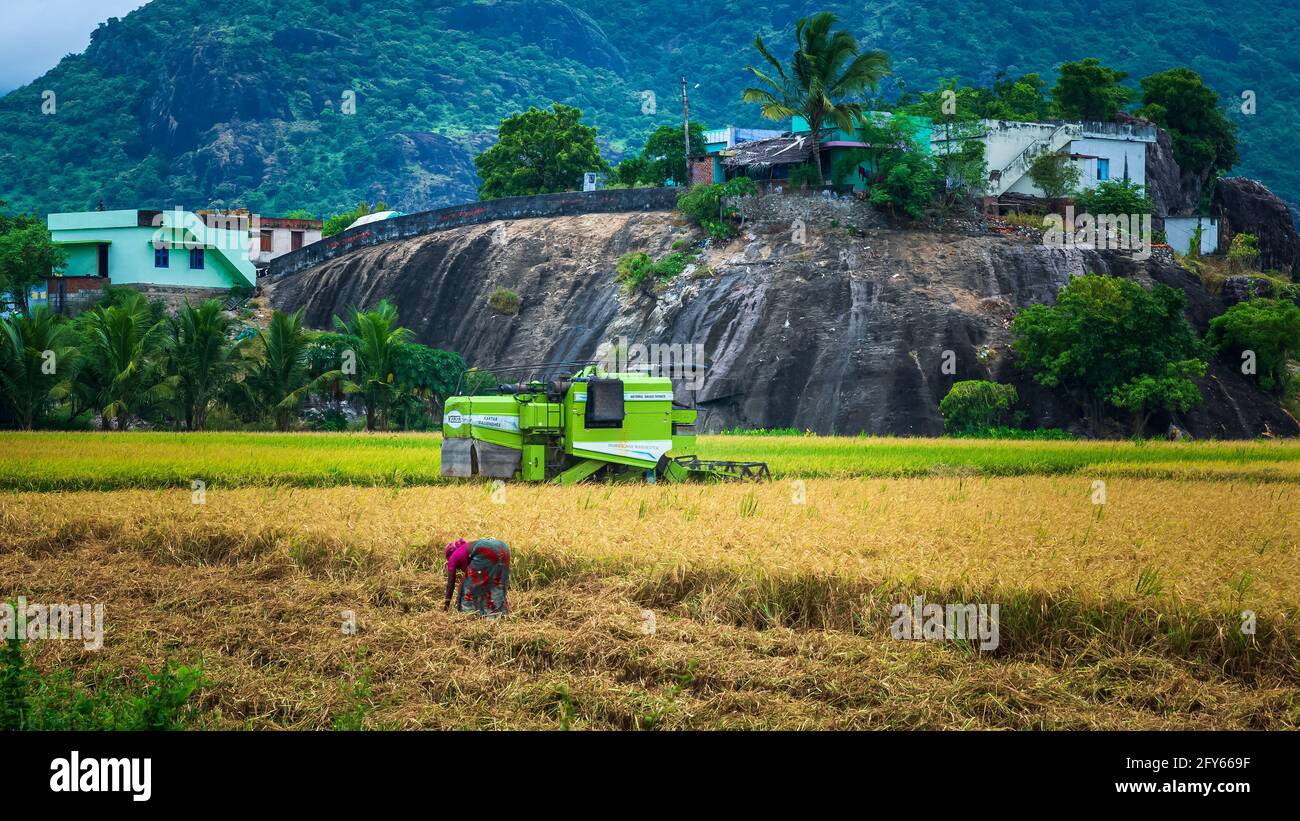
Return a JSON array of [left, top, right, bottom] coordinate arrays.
[[0, 0, 1295, 217]]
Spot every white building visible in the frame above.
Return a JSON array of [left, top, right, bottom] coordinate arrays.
[[253, 216, 323, 268], [932, 120, 1158, 200], [1164, 216, 1220, 255]]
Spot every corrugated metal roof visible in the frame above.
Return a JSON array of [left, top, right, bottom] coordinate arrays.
[[720, 135, 812, 168]]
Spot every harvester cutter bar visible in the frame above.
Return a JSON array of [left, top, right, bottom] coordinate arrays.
[[672, 456, 771, 481]]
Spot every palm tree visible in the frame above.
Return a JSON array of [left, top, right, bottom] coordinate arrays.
[[741, 12, 891, 186], [76, 291, 175, 429], [235, 309, 343, 431], [333, 300, 412, 431], [167, 299, 240, 430], [0, 306, 77, 429]]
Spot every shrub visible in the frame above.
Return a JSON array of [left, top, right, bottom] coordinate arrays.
[[676, 177, 757, 239], [616, 250, 695, 291], [1227, 232, 1260, 273], [304, 407, 349, 431], [1027, 151, 1081, 199], [1207, 297, 1300, 393], [787, 163, 821, 190], [939, 380, 1019, 434], [1074, 179, 1153, 217], [1, 635, 204, 730], [868, 150, 937, 219], [488, 287, 520, 315], [616, 252, 655, 289], [1004, 211, 1047, 230]]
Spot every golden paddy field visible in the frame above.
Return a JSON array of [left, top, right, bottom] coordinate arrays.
[[1, 433, 1298, 729]]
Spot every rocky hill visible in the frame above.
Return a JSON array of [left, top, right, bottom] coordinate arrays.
[[268, 196, 1298, 438]]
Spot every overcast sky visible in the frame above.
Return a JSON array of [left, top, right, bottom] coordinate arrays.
[[0, 0, 153, 94]]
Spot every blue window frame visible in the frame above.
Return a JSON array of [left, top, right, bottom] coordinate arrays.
[[154, 246, 169, 268], [190, 248, 205, 270], [1097, 158, 1110, 181]]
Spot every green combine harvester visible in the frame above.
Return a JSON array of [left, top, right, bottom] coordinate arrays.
[[441, 362, 769, 484]]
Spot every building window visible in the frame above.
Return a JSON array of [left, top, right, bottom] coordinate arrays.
[[1097, 158, 1110, 181], [97, 243, 109, 277], [190, 248, 205, 270], [291, 230, 304, 251], [261, 230, 274, 252], [154, 246, 169, 268]]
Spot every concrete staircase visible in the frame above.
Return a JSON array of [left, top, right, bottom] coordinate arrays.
[[990, 124, 1080, 197]]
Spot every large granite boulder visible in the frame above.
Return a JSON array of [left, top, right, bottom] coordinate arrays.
[[1212, 177, 1300, 277]]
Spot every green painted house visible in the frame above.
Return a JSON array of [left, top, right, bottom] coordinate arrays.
[[47, 208, 257, 291]]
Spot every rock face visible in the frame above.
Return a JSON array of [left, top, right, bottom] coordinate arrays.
[[1128, 114, 1204, 220], [269, 200, 1298, 438], [1212, 177, 1300, 276], [137, 38, 290, 156]]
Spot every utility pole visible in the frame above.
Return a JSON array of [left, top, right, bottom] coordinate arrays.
[[681, 76, 692, 187]]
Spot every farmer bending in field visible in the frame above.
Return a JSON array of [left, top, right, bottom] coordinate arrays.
[[444, 538, 511, 617]]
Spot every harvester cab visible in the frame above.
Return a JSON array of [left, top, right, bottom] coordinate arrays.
[[440, 362, 769, 484]]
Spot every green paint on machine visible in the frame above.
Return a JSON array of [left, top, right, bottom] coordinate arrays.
[[440, 365, 769, 484]]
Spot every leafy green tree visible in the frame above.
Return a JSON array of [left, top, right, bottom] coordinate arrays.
[[230, 308, 342, 430], [939, 380, 1019, 434], [0, 219, 66, 313], [741, 11, 890, 186], [894, 88, 989, 213], [1207, 298, 1300, 393], [833, 115, 943, 216], [305, 330, 356, 414], [868, 149, 937, 219], [1012, 274, 1206, 435], [392, 343, 466, 429], [474, 104, 609, 199], [167, 300, 240, 430], [1108, 360, 1206, 435], [989, 72, 1051, 121], [73, 290, 176, 429], [931, 126, 987, 214], [0, 306, 76, 429], [1138, 68, 1237, 182], [333, 299, 413, 431], [639, 123, 706, 187], [1051, 58, 1135, 121], [1028, 151, 1082, 199], [613, 155, 652, 188], [900, 73, 1048, 122], [1074, 179, 1153, 216], [898, 78, 988, 122]]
